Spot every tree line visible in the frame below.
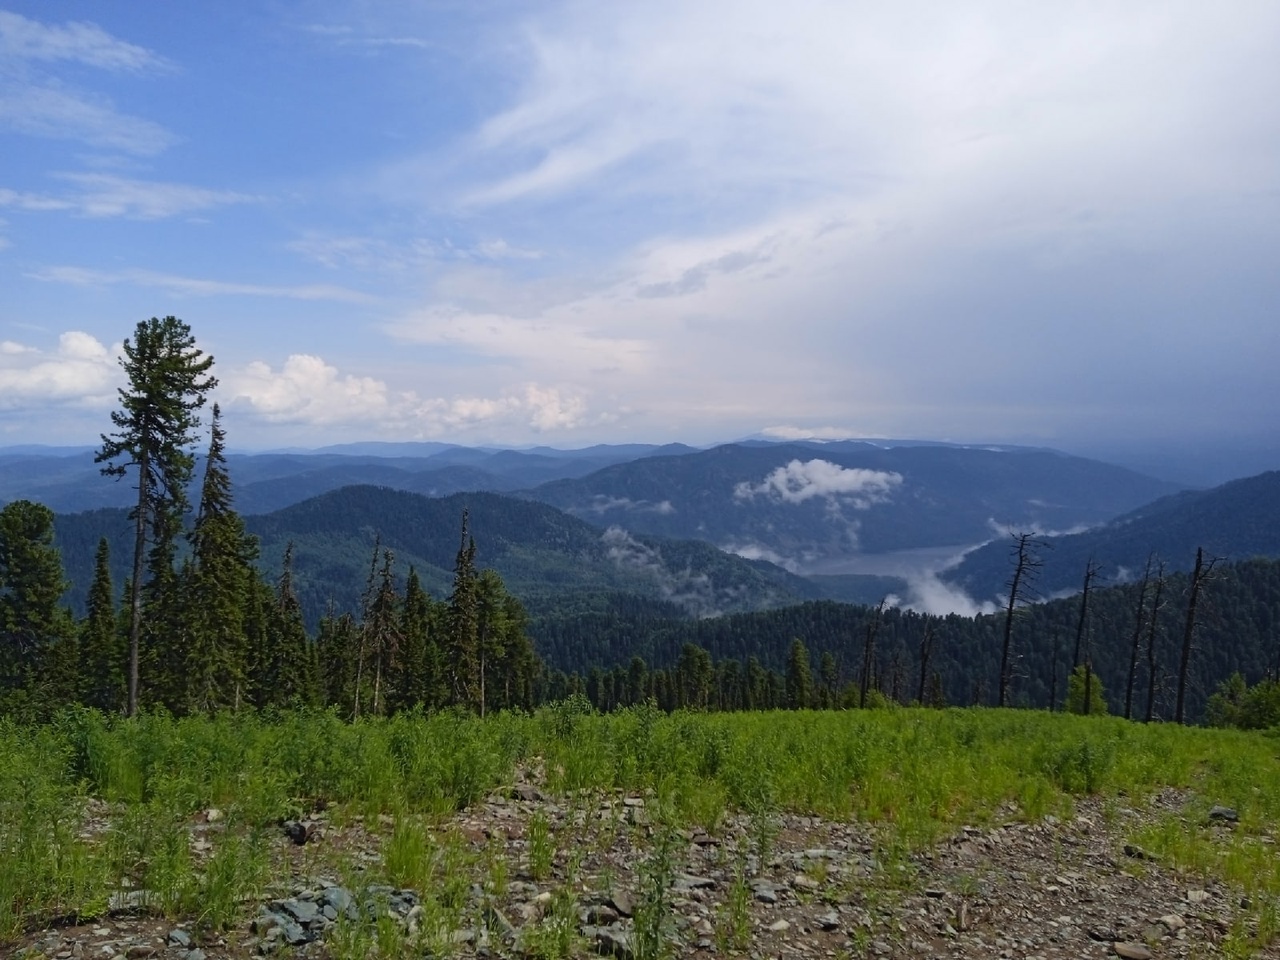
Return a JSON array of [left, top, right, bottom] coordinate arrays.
[[0, 317, 537, 720], [3, 316, 1278, 726]]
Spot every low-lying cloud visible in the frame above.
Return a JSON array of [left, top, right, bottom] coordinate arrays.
[[734, 459, 902, 507], [602, 526, 753, 618], [578, 496, 675, 516]]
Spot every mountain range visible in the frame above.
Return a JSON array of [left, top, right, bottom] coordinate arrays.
[[10, 438, 1280, 621], [944, 470, 1280, 602]]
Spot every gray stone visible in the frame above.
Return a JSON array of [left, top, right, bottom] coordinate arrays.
[[1208, 805, 1239, 822], [607, 890, 635, 918], [1113, 943, 1153, 960], [277, 899, 320, 925], [166, 930, 190, 948], [587, 925, 635, 960]]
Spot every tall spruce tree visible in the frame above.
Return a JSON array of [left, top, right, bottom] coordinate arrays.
[[185, 405, 259, 713], [96, 316, 216, 716], [446, 510, 481, 709], [399, 567, 445, 711]]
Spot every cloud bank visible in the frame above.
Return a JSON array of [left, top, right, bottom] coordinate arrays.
[[735, 459, 903, 507]]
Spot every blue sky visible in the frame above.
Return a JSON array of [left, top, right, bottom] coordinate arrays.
[[1, 3, 1278, 476]]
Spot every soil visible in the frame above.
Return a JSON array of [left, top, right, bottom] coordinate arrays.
[[6, 780, 1277, 960]]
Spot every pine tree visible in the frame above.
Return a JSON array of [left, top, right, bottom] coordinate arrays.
[[96, 316, 216, 716], [785, 637, 814, 709], [446, 510, 481, 709], [0, 500, 72, 705], [398, 568, 445, 712], [185, 405, 259, 713], [274, 544, 320, 708], [1066, 662, 1108, 715], [80, 537, 124, 711], [361, 549, 402, 717], [140, 504, 186, 711]]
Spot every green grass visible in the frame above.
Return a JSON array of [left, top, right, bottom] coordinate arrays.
[[1, 704, 1279, 948]]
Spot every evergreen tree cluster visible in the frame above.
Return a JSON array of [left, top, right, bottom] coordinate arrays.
[[0, 318, 539, 720]]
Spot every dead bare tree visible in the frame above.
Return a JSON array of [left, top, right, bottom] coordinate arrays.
[[1123, 554, 1155, 720], [860, 598, 887, 708], [917, 621, 936, 705], [1175, 547, 1221, 724], [1144, 560, 1167, 723], [1072, 558, 1102, 669], [999, 532, 1044, 707]]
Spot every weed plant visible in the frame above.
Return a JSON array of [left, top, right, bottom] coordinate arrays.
[[3, 704, 1280, 948]]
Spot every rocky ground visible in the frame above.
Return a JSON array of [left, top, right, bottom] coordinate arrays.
[[7, 777, 1277, 960]]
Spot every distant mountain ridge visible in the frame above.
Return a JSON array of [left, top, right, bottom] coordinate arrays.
[[945, 470, 1280, 601], [522, 441, 1182, 568], [8, 438, 1187, 593], [50, 485, 823, 629]]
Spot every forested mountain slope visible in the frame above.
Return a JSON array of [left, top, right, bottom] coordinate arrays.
[[51, 485, 822, 629], [946, 470, 1280, 602], [524, 441, 1181, 565], [535, 557, 1280, 723]]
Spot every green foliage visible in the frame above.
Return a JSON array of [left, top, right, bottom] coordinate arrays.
[[785, 637, 813, 709], [184, 405, 260, 714], [0, 499, 73, 703], [1206, 673, 1280, 730], [1065, 663, 1108, 715], [95, 316, 217, 716]]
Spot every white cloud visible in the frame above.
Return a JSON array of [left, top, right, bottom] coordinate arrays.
[[734, 459, 903, 507], [602, 526, 742, 618], [722, 541, 799, 573], [55, 174, 256, 219], [31, 266, 375, 303], [0, 174, 256, 219], [0, 85, 175, 155], [0, 10, 169, 71], [761, 425, 869, 442], [223, 353, 596, 437], [0, 331, 118, 409], [578, 495, 676, 516], [385, 305, 655, 375], [885, 572, 998, 618]]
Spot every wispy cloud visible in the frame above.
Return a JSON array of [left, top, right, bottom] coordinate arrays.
[[0, 84, 175, 154], [0, 10, 170, 72], [0, 174, 257, 219], [30, 266, 376, 304], [0, 11, 174, 154]]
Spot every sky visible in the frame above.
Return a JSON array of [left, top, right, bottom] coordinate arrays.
[[1, 2, 1278, 479]]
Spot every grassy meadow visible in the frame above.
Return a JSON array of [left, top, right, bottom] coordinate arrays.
[[2, 704, 1279, 954]]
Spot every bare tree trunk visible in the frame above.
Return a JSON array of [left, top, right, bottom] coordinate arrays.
[[1144, 563, 1166, 723], [127, 450, 150, 718], [917, 622, 935, 705], [1124, 555, 1154, 720], [1083, 659, 1094, 716], [1176, 547, 1219, 724], [1000, 533, 1043, 707], [860, 600, 885, 708], [1049, 632, 1060, 712], [1072, 559, 1100, 669]]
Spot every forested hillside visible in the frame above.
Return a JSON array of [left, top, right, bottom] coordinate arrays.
[[947, 470, 1280, 600], [534, 557, 1280, 723], [525, 441, 1181, 563], [51, 485, 823, 628]]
